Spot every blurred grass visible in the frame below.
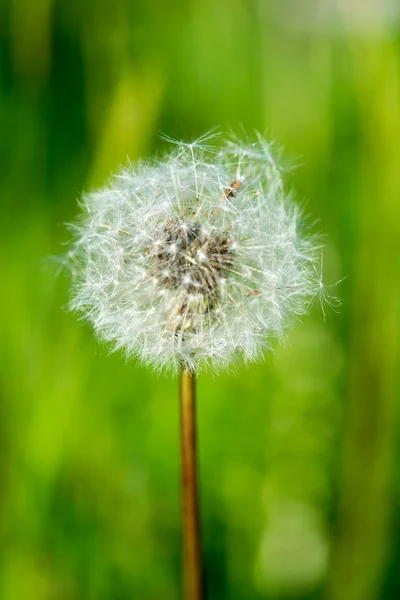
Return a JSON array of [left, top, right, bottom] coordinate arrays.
[[0, 1, 399, 599]]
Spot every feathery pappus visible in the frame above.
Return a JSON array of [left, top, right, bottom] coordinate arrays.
[[68, 132, 325, 373]]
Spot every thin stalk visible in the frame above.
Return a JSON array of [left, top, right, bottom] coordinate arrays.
[[179, 368, 203, 600]]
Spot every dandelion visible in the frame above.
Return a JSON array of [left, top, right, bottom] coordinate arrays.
[[67, 132, 325, 600], [70, 133, 322, 374]]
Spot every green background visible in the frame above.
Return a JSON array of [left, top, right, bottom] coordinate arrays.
[[1, 1, 399, 598]]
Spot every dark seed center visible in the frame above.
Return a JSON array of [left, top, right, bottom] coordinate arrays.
[[154, 219, 234, 298]]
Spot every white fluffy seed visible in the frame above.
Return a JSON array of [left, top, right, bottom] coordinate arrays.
[[68, 132, 325, 373]]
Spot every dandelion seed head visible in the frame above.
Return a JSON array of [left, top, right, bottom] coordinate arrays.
[[69, 132, 325, 373]]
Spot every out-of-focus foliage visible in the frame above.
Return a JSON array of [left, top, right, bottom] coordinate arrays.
[[0, 0, 399, 598]]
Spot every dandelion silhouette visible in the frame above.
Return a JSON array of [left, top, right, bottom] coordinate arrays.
[[68, 132, 325, 599]]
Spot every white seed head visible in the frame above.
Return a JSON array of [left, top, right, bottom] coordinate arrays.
[[69, 132, 324, 373]]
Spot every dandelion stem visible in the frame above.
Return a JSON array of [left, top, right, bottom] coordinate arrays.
[[179, 368, 203, 600]]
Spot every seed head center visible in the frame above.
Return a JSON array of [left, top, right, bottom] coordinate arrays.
[[154, 219, 234, 300]]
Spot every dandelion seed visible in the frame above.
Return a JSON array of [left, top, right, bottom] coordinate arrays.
[[68, 132, 325, 374]]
